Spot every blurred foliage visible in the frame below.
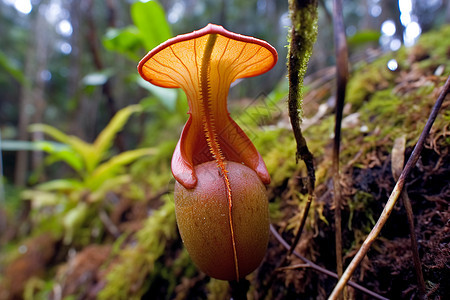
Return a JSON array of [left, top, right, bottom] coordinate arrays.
[[103, 1, 172, 60], [21, 104, 155, 243]]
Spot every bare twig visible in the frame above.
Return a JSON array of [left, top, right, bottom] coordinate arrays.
[[270, 225, 388, 300], [328, 75, 450, 299], [332, 0, 349, 284]]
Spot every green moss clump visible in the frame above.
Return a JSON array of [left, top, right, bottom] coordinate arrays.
[[258, 130, 298, 187], [346, 57, 397, 109], [411, 25, 450, 74]]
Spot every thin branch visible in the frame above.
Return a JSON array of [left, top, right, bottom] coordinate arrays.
[[332, 0, 349, 283], [288, 193, 313, 256], [270, 225, 388, 300], [328, 75, 450, 299]]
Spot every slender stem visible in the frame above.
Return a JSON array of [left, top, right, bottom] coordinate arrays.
[[288, 193, 313, 255], [270, 225, 388, 300], [332, 0, 349, 286], [328, 75, 450, 299], [286, 0, 317, 263]]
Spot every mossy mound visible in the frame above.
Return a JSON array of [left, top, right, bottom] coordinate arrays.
[[258, 25, 449, 299]]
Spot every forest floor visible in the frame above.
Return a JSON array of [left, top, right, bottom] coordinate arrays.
[[0, 26, 449, 300]]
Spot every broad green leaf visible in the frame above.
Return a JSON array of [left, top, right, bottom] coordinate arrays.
[[29, 124, 71, 144], [29, 124, 91, 152], [44, 149, 84, 174], [21, 190, 67, 207], [35, 141, 70, 152], [87, 148, 156, 190], [136, 76, 177, 111], [93, 104, 142, 162], [31, 141, 84, 173], [29, 124, 97, 173], [131, 0, 172, 51], [103, 26, 142, 60], [36, 179, 84, 192]]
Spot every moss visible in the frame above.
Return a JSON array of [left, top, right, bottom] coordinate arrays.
[[347, 25, 450, 111], [269, 199, 284, 224], [413, 25, 450, 74], [286, 191, 323, 233], [348, 191, 376, 231], [346, 56, 397, 109], [328, 26, 450, 166], [259, 130, 298, 187]]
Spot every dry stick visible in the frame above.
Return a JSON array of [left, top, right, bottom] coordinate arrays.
[[328, 75, 450, 300], [332, 0, 349, 284], [270, 225, 388, 300]]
